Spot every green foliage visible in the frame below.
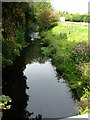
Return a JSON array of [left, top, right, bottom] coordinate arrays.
[[56, 10, 89, 23], [79, 106, 89, 115], [2, 2, 33, 68], [0, 95, 12, 119], [38, 8, 58, 30], [65, 13, 89, 23], [66, 11, 68, 14], [41, 31, 53, 45], [56, 10, 66, 17], [41, 22, 89, 113], [79, 89, 90, 115], [65, 14, 72, 21], [16, 25, 26, 46], [2, 25, 26, 68], [0, 95, 12, 110], [2, 2, 54, 68], [41, 47, 51, 56], [2, 37, 20, 68], [32, 2, 52, 20], [88, 14, 90, 23], [70, 42, 89, 63], [83, 16, 88, 22], [2, 2, 30, 38], [71, 14, 81, 22]]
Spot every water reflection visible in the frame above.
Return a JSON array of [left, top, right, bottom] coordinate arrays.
[[2, 40, 49, 119], [23, 61, 78, 118], [2, 38, 78, 119]]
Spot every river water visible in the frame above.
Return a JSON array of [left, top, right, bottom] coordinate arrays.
[[2, 33, 79, 119]]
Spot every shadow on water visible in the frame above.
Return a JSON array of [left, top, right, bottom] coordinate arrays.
[[2, 37, 49, 119]]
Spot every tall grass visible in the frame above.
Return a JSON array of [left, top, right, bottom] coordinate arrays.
[[41, 22, 89, 114]]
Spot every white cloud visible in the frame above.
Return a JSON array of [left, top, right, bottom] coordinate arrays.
[[51, 0, 90, 14]]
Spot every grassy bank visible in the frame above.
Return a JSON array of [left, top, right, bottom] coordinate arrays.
[[41, 22, 90, 114]]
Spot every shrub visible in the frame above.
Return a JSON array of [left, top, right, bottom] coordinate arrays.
[[38, 8, 58, 30], [70, 42, 89, 64], [66, 14, 88, 23], [2, 37, 20, 68], [0, 95, 12, 110], [71, 14, 81, 22], [88, 14, 90, 23], [41, 47, 51, 56], [83, 16, 88, 22], [80, 14, 87, 22], [65, 14, 72, 21]]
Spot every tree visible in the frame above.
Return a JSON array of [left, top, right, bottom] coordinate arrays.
[[38, 8, 58, 30], [66, 11, 68, 14], [63, 11, 65, 14], [2, 2, 35, 68], [57, 10, 66, 17], [71, 14, 81, 22], [65, 14, 72, 21], [32, 2, 52, 21]]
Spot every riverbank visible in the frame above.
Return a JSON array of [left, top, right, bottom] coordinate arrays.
[[41, 22, 90, 115], [59, 113, 89, 120]]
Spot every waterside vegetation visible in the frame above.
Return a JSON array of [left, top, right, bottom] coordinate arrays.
[[1, 1, 90, 118], [40, 22, 89, 114]]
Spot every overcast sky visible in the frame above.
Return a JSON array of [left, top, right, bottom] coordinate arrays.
[[51, 0, 90, 14]]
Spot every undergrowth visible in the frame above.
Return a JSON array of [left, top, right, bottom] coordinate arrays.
[[41, 23, 90, 115]]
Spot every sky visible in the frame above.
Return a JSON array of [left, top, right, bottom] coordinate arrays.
[[51, 0, 90, 14]]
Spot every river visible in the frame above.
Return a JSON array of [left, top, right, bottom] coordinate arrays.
[[2, 32, 79, 119]]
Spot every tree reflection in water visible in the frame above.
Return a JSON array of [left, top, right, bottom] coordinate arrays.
[[2, 39, 48, 120]]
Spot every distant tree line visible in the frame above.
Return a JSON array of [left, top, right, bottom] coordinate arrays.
[[56, 10, 90, 23]]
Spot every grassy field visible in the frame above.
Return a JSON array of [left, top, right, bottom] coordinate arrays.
[[41, 22, 90, 114]]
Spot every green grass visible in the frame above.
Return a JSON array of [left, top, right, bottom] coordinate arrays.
[[52, 22, 88, 42], [41, 22, 89, 115]]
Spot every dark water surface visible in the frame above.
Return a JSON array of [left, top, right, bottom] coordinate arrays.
[[2, 37, 79, 119]]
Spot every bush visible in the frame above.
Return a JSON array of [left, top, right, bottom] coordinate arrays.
[[83, 16, 88, 22], [2, 37, 20, 68], [80, 14, 87, 22], [71, 14, 81, 22], [70, 42, 89, 64], [65, 14, 72, 21], [2, 26, 26, 68], [41, 47, 51, 56], [66, 14, 88, 23], [88, 14, 90, 23], [38, 8, 58, 30]]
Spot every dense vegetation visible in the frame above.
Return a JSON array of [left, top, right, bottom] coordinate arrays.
[[1, 2, 52, 119], [2, 2, 52, 68], [40, 22, 89, 114], [2, 2, 31, 68], [56, 10, 90, 22], [2, 1, 90, 118], [38, 8, 58, 30]]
